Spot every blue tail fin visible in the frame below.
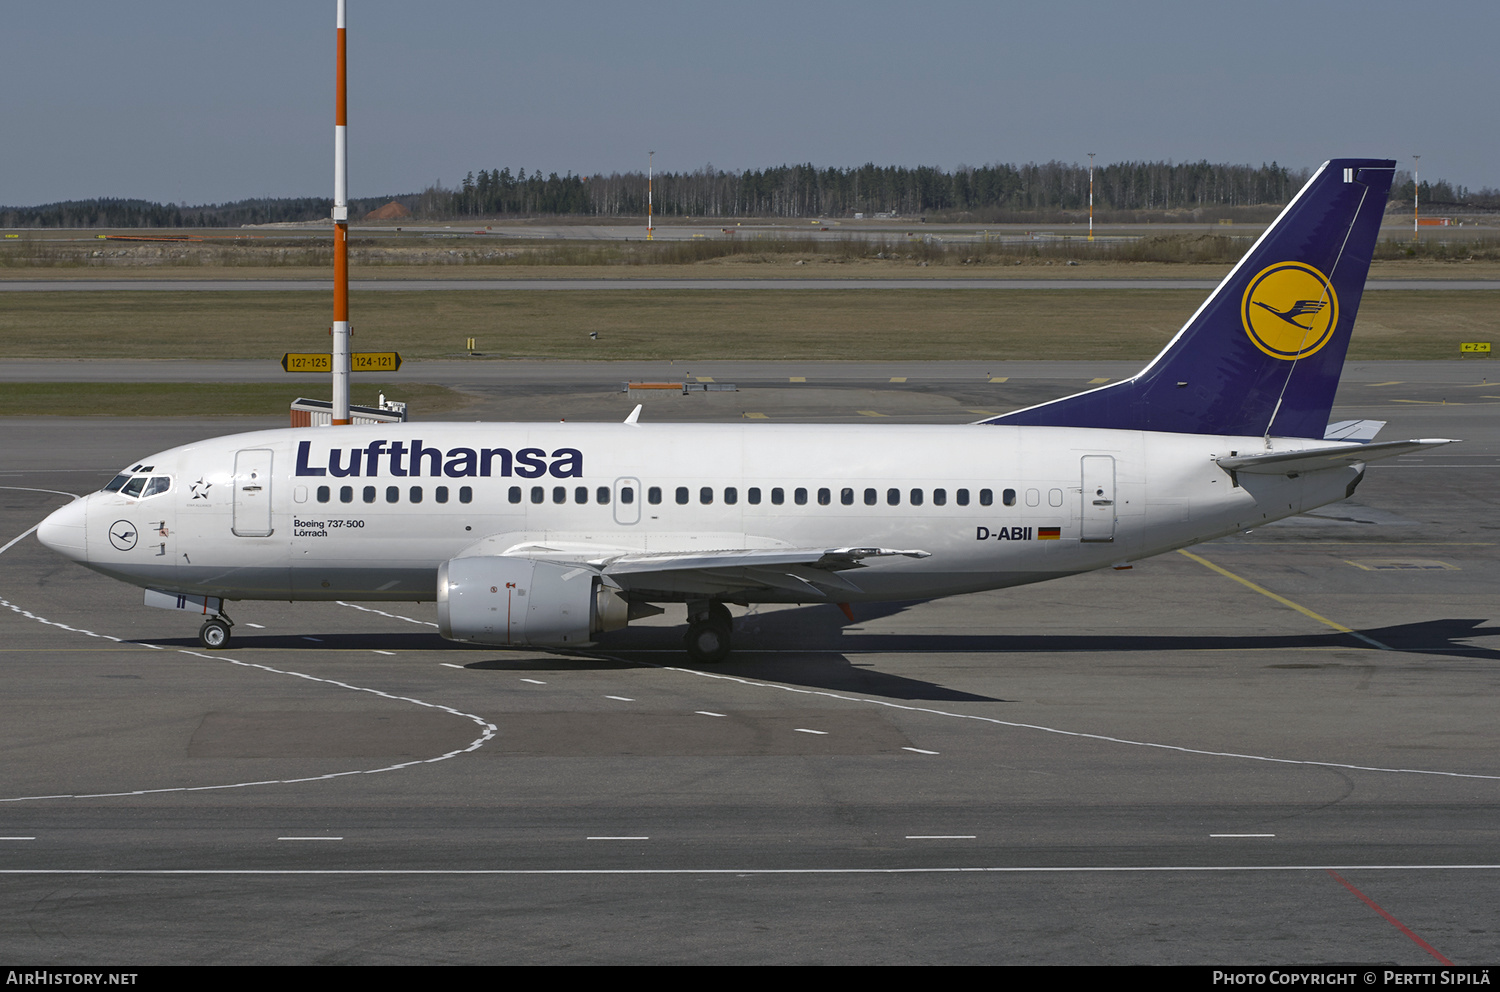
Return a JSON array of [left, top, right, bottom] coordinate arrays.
[[983, 159, 1395, 438]]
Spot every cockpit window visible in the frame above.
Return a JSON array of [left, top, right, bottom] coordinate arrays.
[[142, 477, 171, 498], [121, 477, 146, 498], [103, 474, 132, 493]]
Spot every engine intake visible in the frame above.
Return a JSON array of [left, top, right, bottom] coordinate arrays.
[[437, 556, 629, 647]]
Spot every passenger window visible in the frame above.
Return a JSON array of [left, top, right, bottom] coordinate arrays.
[[552, 486, 566, 504], [507, 486, 521, 504], [363, 486, 376, 504], [531, 486, 544, 504], [597, 486, 611, 504], [1026, 488, 1041, 507], [620, 487, 634, 504], [979, 489, 993, 506], [459, 486, 473, 504], [794, 488, 807, 506], [340, 486, 354, 503], [575, 486, 588, 504], [1049, 488, 1064, 507], [1003, 488, 1016, 506], [647, 486, 661, 505], [437, 486, 450, 504], [748, 487, 761, 505], [700, 487, 713, 505], [817, 488, 830, 506], [771, 487, 785, 505], [956, 489, 970, 506], [933, 488, 947, 506], [317, 486, 331, 503], [887, 488, 900, 506], [864, 488, 877, 506], [724, 487, 738, 505], [386, 486, 399, 504], [410, 486, 423, 504], [910, 488, 923, 506], [841, 488, 854, 506], [676, 486, 689, 505]]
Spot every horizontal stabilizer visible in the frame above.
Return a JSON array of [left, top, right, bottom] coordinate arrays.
[[1323, 419, 1386, 442], [1217, 438, 1453, 475]]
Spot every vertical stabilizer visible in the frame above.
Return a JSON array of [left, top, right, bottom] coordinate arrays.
[[983, 159, 1395, 438]]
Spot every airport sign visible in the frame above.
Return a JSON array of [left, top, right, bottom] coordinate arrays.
[[282, 352, 402, 372]]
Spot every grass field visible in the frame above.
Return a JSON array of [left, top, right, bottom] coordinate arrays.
[[0, 288, 1493, 363], [0, 382, 473, 417]]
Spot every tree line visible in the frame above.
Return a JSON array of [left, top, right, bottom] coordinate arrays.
[[5, 161, 1497, 227]]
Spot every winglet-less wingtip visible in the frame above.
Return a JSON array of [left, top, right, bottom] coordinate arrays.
[[624, 404, 643, 425]]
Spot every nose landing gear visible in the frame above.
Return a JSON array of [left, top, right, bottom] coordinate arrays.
[[198, 612, 234, 649]]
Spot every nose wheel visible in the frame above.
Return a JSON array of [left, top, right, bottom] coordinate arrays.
[[198, 616, 233, 649]]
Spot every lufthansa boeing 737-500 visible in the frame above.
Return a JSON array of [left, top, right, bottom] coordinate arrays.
[[35, 159, 1450, 662]]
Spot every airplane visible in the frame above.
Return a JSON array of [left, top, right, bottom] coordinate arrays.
[[35, 158, 1451, 663]]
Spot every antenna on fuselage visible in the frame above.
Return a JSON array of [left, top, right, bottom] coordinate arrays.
[[331, 0, 351, 425]]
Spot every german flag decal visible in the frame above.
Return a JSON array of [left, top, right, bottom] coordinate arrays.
[[1038, 527, 1061, 540]]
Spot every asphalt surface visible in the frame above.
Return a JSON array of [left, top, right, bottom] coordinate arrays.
[[1, 361, 1498, 964]]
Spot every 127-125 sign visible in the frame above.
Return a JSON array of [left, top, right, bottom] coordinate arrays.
[[282, 352, 402, 373]]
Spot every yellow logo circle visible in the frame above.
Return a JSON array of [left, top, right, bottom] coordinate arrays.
[[1241, 262, 1339, 360]]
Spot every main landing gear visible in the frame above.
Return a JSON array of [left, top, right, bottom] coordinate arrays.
[[683, 600, 733, 664], [198, 611, 234, 650]]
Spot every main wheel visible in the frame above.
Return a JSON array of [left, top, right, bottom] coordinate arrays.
[[198, 618, 231, 649], [683, 621, 731, 664]]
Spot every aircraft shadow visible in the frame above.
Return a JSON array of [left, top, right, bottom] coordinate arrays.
[[137, 612, 1500, 703]]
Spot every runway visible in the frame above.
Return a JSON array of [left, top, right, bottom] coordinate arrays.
[[1, 361, 1497, 964]]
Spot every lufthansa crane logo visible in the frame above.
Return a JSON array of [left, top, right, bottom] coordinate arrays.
[[108, 520, 139, 552], [1241, 261, 1339, 361]]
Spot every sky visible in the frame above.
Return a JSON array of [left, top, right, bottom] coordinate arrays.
[[2, 0, 1495, 206]]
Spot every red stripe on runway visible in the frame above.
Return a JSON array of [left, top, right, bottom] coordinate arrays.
[[1326, 870, 1453, 965]]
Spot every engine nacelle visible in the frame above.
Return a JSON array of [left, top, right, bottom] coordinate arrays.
[[437, 555, 629, 647]]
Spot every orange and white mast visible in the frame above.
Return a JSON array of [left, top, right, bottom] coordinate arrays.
[[331, 0, 351, 425]]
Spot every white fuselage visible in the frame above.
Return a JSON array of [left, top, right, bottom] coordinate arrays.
[[45, 421, 1359, 606]]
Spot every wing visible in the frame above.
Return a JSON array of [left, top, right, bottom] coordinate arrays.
[[491, 543, 931, 599]]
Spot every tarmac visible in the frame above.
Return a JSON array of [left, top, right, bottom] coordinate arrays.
[[0, 359, 1497, 964]]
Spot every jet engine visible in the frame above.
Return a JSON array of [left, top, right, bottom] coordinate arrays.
[[437, 556, 629, 647]]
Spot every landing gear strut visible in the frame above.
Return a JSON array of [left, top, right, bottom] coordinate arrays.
[[198, 611, 234, 649], [683, 600, 733, 664]]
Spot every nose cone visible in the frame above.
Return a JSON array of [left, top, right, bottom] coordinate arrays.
[[36, 497, 88, 562]]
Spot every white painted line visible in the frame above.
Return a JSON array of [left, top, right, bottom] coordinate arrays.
[[244, 623, 266, 629], [906, 835, 976, 840], [520, 678, 547, 685], [696, 711, 726, 717], [588, 836, 649, 841], [10, 864, 1500, 876], [794, 728, 828, 735], [372, 650, 394, 656], [605, 695, 634, 702], [336, 601, 440, 628], [301, 637, 322, 642], [279, 836, 343, 841], [440, 663, 465, 669], [0, 837, 36, 841], [1211, 833, 1276, 838], [903, 747, 939, 755]]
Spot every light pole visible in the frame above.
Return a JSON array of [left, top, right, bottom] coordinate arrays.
[[647, 151, 654, 241], [1088, 152, 1095, 242], [1412, 154, 1420, 243], [331, 0, 351, 425]]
